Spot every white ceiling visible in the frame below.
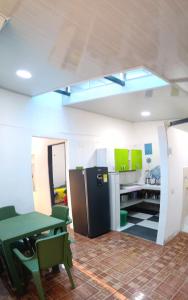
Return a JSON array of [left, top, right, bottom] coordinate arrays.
[[67, 86, 188, 122], [1, 0, 188, 96]]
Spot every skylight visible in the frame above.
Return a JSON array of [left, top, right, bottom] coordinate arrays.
[[125, 68, 151, 80], [55, 67, 169, 105], [70, 77, 111, 93]]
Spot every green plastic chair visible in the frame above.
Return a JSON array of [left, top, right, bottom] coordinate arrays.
[[13, 232, 75, 300], [0, 206, 31, 248], [30, 205, 73, 267], [51, 205, 74, 267], [0, 206, 25, 275], [51, 205, 72, 232], [0, 205, 18, 221], [0, 206, 18, 272]]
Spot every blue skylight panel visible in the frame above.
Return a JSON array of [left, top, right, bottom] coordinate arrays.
[[61, 67, 169, 105], [126, 68, 151, 80]]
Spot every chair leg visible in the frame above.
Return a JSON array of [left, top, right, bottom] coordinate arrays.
[[64, 263, 75, 289], [67, 243, 73, 268], [0, 256, 4, 274], [32, 271, 45, 300]]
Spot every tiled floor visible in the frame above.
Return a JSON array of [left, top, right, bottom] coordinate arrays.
[[122, 211, 159, 242], [1, 230, 188, 300]]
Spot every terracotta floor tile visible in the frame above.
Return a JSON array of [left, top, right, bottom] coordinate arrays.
[[141, 278, 162, 293], [147, 291, 166, 300], [172, 291, 188, 300], [130, 291, 151, 300], [105, 292, 128, 300], [114, 262, 133, 274], [179, 280, 188, 294], [61, 292, 83, 300], [154, 282, 177, 299], [71, 282, 98, 299], [1, 231, 188, 299], [163, 273, 185, 289]]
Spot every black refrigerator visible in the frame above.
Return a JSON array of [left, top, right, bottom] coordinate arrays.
[[69, 167, 110, 238]]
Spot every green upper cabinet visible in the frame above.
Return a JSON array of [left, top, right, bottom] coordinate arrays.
[[131, 150, 142, 170], [114, 149, 129, 172]]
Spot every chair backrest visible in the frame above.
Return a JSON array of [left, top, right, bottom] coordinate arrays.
[[0, 206, 17, 221], [36, 232, 68, 270], [52, 205, 69, 223]]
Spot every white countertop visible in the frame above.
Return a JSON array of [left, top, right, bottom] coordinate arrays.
[[142, 184, 161, 191], [120, 183, 160, 194]]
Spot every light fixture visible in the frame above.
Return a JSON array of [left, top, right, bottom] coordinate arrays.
[[141, 111, 151, 117], [16, 69, 32, 79]]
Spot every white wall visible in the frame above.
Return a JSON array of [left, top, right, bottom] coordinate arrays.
[[118, 121, 162, 185], [157, 125, 169, 244], [0, 88, 134, 214], [0, 89, 33, 213], [133, 121, 162, 183], [182, 167, 188, 232], [165, 127, 188, 240]]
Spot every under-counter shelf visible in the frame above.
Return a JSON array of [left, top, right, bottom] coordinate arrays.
[[120, 197, 160, 208], [143, 198, 160, 205], [120, 199, 143, 208], [108, 173, 161, 232], [120, 186, 142, 194]]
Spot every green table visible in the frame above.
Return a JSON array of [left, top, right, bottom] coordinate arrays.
[[0, 212, 65, 294]]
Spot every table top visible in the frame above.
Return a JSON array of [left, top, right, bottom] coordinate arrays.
[[0, 212, 64, 243]]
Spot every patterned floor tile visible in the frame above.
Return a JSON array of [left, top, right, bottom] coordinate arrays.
[[137, 220, 158, 230], [148, 216, 159, 222], [127, 216, 143, 224], [1, 231, 188, 300], [128, 213, 153, 219]]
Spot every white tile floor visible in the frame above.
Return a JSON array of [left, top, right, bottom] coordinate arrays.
[[138, 219, 159, 230], [128, 212, 153, 219], [118, 223, 134, 231], [120, 211, 159, 235]]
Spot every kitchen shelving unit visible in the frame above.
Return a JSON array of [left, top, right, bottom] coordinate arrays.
[[109, 172, 160, 231]]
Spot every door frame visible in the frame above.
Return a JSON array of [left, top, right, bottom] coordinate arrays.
[[48, 142, 66, 206]]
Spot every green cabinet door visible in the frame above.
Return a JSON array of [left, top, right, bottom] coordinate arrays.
[[131, 150, 142, 170], [114, 149, 129, 172]]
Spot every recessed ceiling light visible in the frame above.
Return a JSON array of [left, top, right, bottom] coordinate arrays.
[[16, 69, 32, 79], [141, 111, 151, 117]]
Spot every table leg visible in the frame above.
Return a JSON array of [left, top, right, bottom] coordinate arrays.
[[2, 242, 24, 295]]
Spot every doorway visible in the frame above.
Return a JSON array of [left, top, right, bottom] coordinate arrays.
[[48, 142, 67, 206], [31, 137, 67, 215]]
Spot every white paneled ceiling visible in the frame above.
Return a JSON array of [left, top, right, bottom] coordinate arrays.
[[1, 0, 188, 96], [68, 86, 188, 122]]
